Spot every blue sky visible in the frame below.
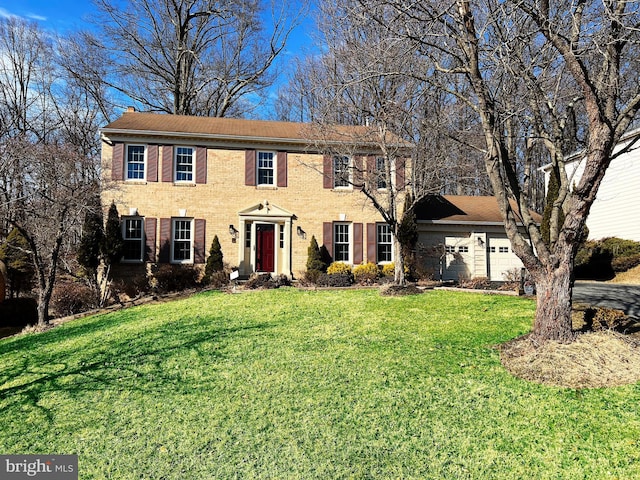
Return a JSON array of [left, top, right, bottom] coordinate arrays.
[[0, 0, 318, 116], [0, 1, 318, 56]]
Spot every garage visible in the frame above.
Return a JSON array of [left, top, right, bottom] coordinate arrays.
[[487, 236, 523, 281], [442, 235, 474, 281]]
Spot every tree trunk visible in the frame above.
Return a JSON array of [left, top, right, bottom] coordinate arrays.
[[36, 286, 50, 327], [394, 236, 406, 286], [531, 259, 575, 343]]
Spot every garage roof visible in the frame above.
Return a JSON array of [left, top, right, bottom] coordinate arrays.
[[413, 195, 541, 225]]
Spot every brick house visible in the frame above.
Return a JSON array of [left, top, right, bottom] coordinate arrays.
[[100, 110, 409, 280]]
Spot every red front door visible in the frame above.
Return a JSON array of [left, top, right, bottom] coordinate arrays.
[[256, 224, 275, 272]]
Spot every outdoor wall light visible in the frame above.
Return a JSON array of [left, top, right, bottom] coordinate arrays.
[[297, 226, 306, 239], [477, 237, 484, 246], [229, 224, 239, 239]]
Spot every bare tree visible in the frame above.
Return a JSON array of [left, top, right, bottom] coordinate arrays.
[[2, 139, 97, 326], [0, 18, 103, 325], [90, 0, 304, 117], [365, 0, 640, 342], [294, 1, 447, 285]]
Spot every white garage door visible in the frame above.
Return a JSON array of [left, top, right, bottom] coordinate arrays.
[[443, 236, 473, 281], [487, 237, 523, 281]]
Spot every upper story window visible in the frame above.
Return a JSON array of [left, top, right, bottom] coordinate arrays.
[[175, 147, 194, 182], [376, 157, 387, 189], [334, 223, 351, 262], [333, 156, 351, 188], [126, 145, 146, 180], [377, 223, 393, 263], [122, 217, 144, 262], [172, 218, 193, 264], [257, 151, 275, 185]]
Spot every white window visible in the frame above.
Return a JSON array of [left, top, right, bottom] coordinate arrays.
[[376, 157, 387, 189], [257, 151, 275, 185], [377, 223, 393, 263], [459, 246, 469, 253], [334, 223, 351, 262], [175, 147, 194, 182], [445, 245, 455, 254], [279, 224, 285, 248], [172, 218, 193, 263], [499, 246, 509, 253], [122, 218, 144, 262], [333, 156, 351, 188], [126, 145, 146, 180]]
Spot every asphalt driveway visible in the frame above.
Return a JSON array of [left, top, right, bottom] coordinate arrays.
[[573, 281, 640, 320]]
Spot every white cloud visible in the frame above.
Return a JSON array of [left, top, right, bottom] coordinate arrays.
[[0, 7, 18, 19], [0, 8, 47, 22], [27, 13, 48, 22]]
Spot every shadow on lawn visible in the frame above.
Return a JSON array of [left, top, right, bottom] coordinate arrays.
[[0, 319, 273, 422]]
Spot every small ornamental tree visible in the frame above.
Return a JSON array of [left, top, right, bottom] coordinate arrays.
[[77, 196, 105, 285], [0, 228, 35, 298], [203, 235, 223, 283], [101, 202, 124, 267], [306, 235, 327, 273], [99, 202, 124, 305]]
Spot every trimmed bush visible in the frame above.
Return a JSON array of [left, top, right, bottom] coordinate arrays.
[[317, 273, 353, 287], [51, 282, 98, 317], [381, 263, 395, 278], [327, 262, 352, 275], [207, 271, 230, 290], [151, 265, 201, 293], [110, 275, 150, 302], [353, 262, 379, 284], [576, 237, 640, 279]]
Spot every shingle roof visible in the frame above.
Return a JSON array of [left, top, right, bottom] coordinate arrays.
[[101, 111, 410, 148], [413, 195, 541, 224]]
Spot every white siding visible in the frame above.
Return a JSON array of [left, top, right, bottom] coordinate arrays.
[[549, 135, 640, 242]]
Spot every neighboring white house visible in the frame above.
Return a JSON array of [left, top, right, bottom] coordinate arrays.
[[544, 127, 640, 242], [414, 195, 538, 282]]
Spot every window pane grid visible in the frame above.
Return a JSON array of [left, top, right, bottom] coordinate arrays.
[[333, 156, 350, 188], [258, 151, 274, 185], [175, 147, 193, 182], [334, 223, 350, 262], [173, 220, 192, 262], [376, 157, 387, 189], [127, 146, 145, 180], [377, 224, 392, 262], [123, 218, 143, 261]]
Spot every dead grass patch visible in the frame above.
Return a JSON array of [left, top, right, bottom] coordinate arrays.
[[500, 331, 640, 388], [609, 264, 640, 284]]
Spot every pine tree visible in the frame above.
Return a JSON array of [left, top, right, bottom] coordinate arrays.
[[306, 236, 327, 273], [101, 202, 124, 266], [77, 197, 104, 275], [203, 235, 224, 283]]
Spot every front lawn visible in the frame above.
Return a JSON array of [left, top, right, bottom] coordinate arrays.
[[1, 289, 639, 478]]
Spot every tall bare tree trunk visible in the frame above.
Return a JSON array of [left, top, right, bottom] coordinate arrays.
[[531, 258, 575, 343]]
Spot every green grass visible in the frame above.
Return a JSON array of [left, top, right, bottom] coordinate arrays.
[[1, 288, 640, 479]]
